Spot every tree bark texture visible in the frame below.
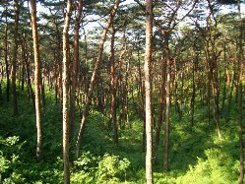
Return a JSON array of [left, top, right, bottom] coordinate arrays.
[[62, 0, 72, 183], [110, 26, 119, 145], [70, 0, 83, 140], [30, 0, 43, 160], [145, 0, 153, 183]]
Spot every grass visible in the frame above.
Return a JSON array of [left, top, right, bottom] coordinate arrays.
[[0, 82, 243, 183]]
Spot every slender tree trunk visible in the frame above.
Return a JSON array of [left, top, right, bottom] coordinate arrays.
[[161, 33, 171, 172], [12, 0, 20, 116], [55, 69, 59, 104], [75, 0, 120, 159], [21, 64, 25, 91], [180, 72, 184, 109], [136, 46, 146, 150], [207, 70, 211, 125], [164, 57, 170, 171], [30, 0, 42, 160], [25, 55, 35, 108], [21, 38, 35, 108], [62, 0, 72, 183], [41, 81, 45, 106], [237, 1, 244, 183], [212, 66, 221, 139], [204, 31, 221, 138], [70, 0, 83, 140], [124, 69, 129, 127], [190, 56, 196, 128], [110, 26, 119, 145], [145, 0, 153, 183], [238, 53, 244, 184], [118, 41, 129, 128], [173, 58, 181, 118], [155, 59, 166, 150], [221, 45, 228, 112], [227, 66, 236, 118], [4, 1, 10, 102]]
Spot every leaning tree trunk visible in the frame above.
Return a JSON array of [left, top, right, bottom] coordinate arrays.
[[62, 0, 72, 183], [75, 0, 120, 159], [145, 0, 153, 183]]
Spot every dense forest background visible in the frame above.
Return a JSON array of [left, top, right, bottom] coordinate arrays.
[[0, 0, 245, 183]]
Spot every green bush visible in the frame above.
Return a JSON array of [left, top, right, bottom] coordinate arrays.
[[73, 151, 99, 172], [96, 153, 130, 181], [71, 152, 130, 184], [176, 148, 237, 184], [0, 136, 26, 183], [0, 152, 11, 182], [2, 172, 26, 184]]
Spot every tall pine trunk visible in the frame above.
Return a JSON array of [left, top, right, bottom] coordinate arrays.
[[30, 0, 42, 160], [155, 58, 166, 150], [109, 26, 119, 145], [62, 0, 72, 183], [4, 0, 10, 102], [145, 0, 153, 183], [190, 53, 197, 128], [164, 57, 170, 171], [70, 0, 83, 141], [12, 0, 20, 116]]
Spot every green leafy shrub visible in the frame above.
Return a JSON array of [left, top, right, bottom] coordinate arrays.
[[154, 172, 178, 184], [0, 136, 26, 183], [74, 151, 99, 172], [176, 148, 237, 184], [2, 172, 26, 184], [96, 153, 130, 182], [0, 152, 10, 182], [72, 151, 99, 183], [71, 153, 130, 183]]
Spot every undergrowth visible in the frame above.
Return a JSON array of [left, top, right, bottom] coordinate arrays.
[[0, 82, 243, 183]]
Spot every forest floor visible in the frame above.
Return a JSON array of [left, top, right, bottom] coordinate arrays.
[[0, 84, 242, 183]]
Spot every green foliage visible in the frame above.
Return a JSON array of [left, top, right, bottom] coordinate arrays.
[[154, 172, 179, 184], [72, 152, 130, 184], [0, 136, 26, 183], [176, 148, 237, 184], [2, 172, 26, 184], [74, 151, 99, 172], [96, 153, 130, 181], [0, 80, 243, 183]]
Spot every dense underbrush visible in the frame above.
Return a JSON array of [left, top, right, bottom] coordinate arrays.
[[0, 84, 242, 183]]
